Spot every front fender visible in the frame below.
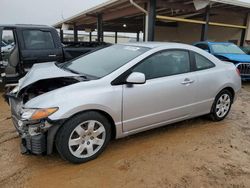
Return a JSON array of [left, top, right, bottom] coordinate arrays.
[[25, 81, 123, 126], [49, 103, 121, 125]]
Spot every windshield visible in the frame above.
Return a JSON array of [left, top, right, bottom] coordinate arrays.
[[211, 43, 245, 54], [62, 44, 149, 78]]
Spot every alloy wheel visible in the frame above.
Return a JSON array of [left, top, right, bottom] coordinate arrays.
[[216, 94, 231, 118], [68, 120, 106, 158]]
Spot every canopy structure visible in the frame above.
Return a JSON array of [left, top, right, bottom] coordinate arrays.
[[211, 0, 250, 8], [53, 0, 250, 45]]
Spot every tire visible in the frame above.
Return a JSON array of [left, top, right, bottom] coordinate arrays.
[[210, 89, 233, 121], [55, 111, 111, 164]]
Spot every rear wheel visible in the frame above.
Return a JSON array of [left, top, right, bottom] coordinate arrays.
[[210, 89, 233, 121], [56, 112, 111, 163]]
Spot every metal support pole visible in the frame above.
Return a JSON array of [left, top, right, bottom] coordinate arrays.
[[89, 32, 92, 42], [60, 29, 64, 43], [240, 14, 249, 46], [143, 14, 146, 42], [115, 32, 118, 43], [136, 32, 140, 42], [147, 0, 156, 41], [73, 24, 78, 43], [97, 14, 103, 42], [201, 5, 210, 41]]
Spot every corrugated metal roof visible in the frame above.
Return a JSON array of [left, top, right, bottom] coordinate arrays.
[[53, 0, 123, 28]]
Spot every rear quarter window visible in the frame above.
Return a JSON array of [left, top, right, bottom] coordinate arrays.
[[194, 53, 215, 71]]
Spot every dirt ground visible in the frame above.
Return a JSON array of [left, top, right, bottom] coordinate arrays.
[[1, 84, 250, 188]]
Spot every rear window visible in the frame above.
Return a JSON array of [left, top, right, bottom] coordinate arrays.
[[23, 30, 55, 50]]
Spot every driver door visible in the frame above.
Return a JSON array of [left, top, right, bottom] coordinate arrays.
[[122, 50, 198, 132]]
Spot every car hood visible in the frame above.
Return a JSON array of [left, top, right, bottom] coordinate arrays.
[[18, 62, 78, 91], [216, 53, 250, 63]]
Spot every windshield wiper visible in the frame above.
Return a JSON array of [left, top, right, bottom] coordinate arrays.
[[65, 68, 80, 74], [59, 66, 89, 80], [56, 63, 100, 80]]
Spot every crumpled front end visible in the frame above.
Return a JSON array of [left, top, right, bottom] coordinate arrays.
[[9, 96, 49, 154], [6, 61, 88, 155], [9, 94, 65, 155], [7, 78, 82, 155]]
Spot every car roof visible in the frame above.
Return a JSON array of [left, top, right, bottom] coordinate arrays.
[[121, 42, 193, 49], [0, 24, 52, 29]]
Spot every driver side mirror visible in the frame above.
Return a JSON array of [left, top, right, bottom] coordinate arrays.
[[126, 72, 146, 84]]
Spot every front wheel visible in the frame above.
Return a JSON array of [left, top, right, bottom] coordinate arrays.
[[210, 89, 233, 121], [56, 112, 111, 164]]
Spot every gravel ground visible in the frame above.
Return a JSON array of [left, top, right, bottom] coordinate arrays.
[[0, 83, 250, 188]]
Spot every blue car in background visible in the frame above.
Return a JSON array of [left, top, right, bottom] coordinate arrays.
[[194, 41, 250, 80]]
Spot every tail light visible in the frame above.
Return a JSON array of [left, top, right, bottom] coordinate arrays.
[[236, 68, 241, 77]]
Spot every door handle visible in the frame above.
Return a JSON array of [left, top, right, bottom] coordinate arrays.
[[181, 78, 194, 85], [48, 54, 57, 57]]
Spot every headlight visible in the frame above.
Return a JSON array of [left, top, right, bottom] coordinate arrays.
[[21, 107, 58, 120]]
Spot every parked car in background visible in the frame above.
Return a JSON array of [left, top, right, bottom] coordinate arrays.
[[0, 24, 109, 87], [241, 46, 250, 55], [7, 42, 241, 163], [194, 41, 250, 80]]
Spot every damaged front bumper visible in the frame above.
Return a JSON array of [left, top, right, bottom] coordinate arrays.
[[9, 97, 63, 155]]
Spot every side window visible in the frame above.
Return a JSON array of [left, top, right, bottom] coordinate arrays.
[[133, 50, 190, 80], [194, 53, 215, 70], [22, 30, 55, 50]]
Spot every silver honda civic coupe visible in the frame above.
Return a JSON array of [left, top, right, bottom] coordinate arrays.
[[8, 42, 241, 163]]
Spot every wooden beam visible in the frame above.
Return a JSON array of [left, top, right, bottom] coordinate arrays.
[[156, 15, 247, 29]]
